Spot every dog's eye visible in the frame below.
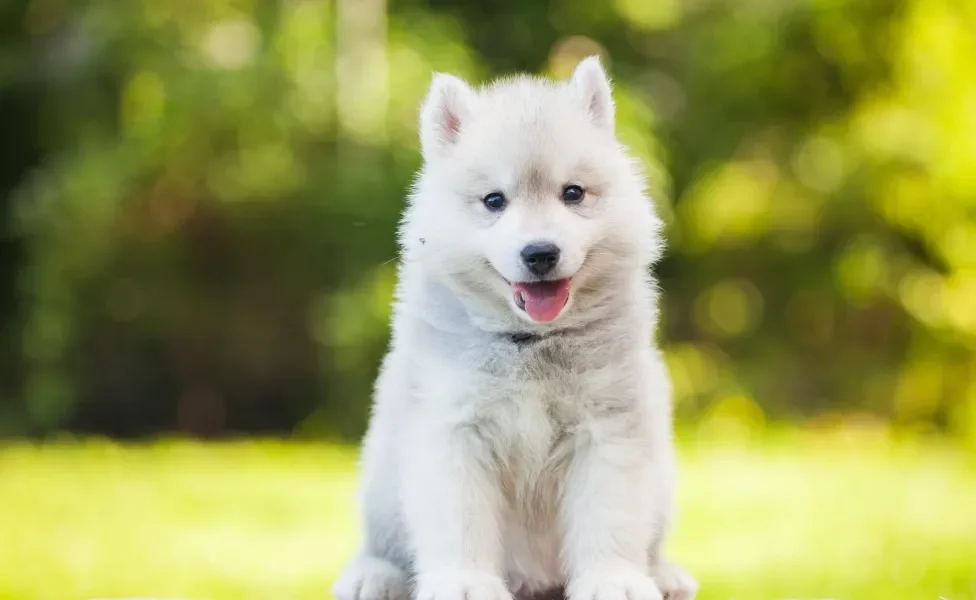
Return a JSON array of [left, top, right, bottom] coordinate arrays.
[[562, 185, 585, 204], [482, 192, 507, 211]]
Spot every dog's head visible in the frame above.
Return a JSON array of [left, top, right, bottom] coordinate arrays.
[[403, 57, 662, 329]]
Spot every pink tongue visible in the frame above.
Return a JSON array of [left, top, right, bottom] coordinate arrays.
[[513, 280, 571, 322]]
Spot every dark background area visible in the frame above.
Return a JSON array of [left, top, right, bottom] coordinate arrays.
[[1, 0, 973, 442]]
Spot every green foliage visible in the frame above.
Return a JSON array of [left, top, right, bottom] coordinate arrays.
[[1, 0, 974, 438], [0, 435, 974, 599]]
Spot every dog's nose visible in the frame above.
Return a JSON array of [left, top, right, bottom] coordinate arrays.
[[521, 242, 561, 276]]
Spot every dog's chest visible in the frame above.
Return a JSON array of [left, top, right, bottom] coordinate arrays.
[[480, 374, 580, 525], [479, 378, 580, 589]]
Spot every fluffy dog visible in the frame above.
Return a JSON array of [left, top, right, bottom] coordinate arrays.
[[332, 56, 697, 600]]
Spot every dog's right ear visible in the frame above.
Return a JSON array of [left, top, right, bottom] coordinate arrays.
[[420, 73, 477, 158]]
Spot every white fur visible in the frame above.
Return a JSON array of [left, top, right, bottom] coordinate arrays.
[[333, 57, 696, 600]]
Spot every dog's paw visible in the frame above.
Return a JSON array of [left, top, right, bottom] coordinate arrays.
[[568, 564, 664, 600], [649, 560, 697, 600], [415, 569, 513, 600], [332, 555, 410, 600]]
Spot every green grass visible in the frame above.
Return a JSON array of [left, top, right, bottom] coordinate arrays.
[[1, 431, 974, 600]]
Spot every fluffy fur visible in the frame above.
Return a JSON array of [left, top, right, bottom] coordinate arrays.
[[332, 57, 697, 600]]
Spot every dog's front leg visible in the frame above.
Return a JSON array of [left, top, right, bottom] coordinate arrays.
[[402, 416, 512, 600], [560, 427, 664, 600]]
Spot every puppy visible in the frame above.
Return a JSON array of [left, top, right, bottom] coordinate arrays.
[[332, 56, 697, 600]]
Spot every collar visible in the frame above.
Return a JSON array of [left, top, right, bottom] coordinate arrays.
[[505, 331, 545, 345]]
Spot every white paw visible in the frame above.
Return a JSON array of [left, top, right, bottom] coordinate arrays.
[[568, 564, 664, 600], [332, 555, 410, 600], [650, 560, 697, 600], [415, 569, 513, 600]]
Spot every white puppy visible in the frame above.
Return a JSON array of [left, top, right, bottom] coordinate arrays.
[[332, 57, 697, 600]]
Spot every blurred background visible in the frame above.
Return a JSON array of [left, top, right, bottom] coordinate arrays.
[[0, 0, 974, 599]]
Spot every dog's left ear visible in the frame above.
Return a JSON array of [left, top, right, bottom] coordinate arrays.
[[570, 56, 614, 132]]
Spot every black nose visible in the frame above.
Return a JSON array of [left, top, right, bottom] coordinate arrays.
[[521, 242, 561, 276]]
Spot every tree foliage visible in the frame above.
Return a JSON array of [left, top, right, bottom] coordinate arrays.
[[0, 0, 973, 440]]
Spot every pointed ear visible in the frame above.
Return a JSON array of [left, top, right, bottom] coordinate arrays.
[[570, 56, 614, 131], [419, 73, 478, 158]]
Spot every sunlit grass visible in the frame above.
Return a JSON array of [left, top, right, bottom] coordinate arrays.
[[1, 431, 974, 600]]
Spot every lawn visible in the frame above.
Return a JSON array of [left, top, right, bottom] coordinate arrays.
[[1, 430, 974, 600]]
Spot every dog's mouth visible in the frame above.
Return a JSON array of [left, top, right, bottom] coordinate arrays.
[[511, 279, 571, 322]]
